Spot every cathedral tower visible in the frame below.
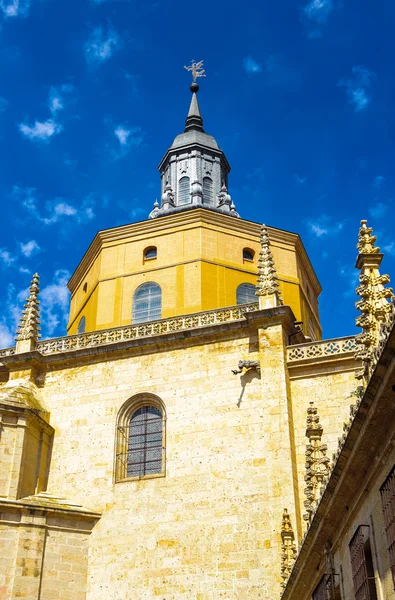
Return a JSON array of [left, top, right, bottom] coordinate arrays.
[[66, 78, 322, 340]]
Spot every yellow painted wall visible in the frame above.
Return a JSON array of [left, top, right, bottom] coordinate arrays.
[[67, 210, 322, 339]]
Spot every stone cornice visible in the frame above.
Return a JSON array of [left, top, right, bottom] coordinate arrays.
[[0, 494, 101, 520], [281, 324, 395, 600]]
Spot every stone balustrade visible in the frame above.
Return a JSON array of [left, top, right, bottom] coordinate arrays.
[[286, 336, 357, 363], [34, 303, 259, 356]]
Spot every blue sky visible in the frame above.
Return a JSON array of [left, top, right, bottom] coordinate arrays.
[[0, 0, 394, 345]]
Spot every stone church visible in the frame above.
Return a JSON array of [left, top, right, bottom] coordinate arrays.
[[0, 74, 394, 600]]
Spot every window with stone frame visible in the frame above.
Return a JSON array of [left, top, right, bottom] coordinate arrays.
[[380, 465, 395, 587], [236, 283, 256, 305], [132, 282, 162, 324], [115, 394, 166, 482], [349, 525, 378, 600]]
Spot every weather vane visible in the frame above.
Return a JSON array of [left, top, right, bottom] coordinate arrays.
[[184, 60, 206, 83]]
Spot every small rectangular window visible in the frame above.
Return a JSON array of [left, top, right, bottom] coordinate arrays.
[[380, 465, 395, 587]]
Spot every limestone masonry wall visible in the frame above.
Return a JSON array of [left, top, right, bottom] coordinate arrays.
[[27, 324, 357, 599]]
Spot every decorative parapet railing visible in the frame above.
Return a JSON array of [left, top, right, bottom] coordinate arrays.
[[0, 347, 15, 358], [286, 336, 357, 364], [35, 303, 259, 356]]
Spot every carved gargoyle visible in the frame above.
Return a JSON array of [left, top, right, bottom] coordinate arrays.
[[232, 360, 261, 375]]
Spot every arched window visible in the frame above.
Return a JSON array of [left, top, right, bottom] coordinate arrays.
[[132, 282, 162, 323], [243, 248, 255, 261], [77, 316, 86, 333], [115, 393, 166, 481], [178, 176, 190, 206], [236, 283, 256, 305], [202, 177, 213, 204], [144, 246, 157, 260]]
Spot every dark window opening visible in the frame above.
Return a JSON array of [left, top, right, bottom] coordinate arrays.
[[243, 248, 255, 261], [83, 282, 88, 293], [144, 246, 157, 260]]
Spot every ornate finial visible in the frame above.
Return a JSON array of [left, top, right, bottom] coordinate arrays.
[[303, 402, 330, 525], [15, 273, 41, 353], [256, 224, 283, 308], [357, 219, 380, 254], [355, 220, 394, 380], [184, 60, 206, 90], [281, 509, 297, 589]]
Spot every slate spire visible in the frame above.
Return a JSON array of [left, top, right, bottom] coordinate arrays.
[[184, 82, 204, 133]]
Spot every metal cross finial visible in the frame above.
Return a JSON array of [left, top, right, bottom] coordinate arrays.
[[184, 60, 206, 82]]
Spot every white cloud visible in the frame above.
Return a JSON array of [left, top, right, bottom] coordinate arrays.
[[12, 186, 95, 225], [19, 119, 63, 141], [18, 84, 72, 142], [12, 186, 39, 213], [338, 66, 376, 112], [0, 248, 15, 266], [114, 125, 143, 148], [310, 223, 327, 237], [383, 241, 395, 256], [109, 125, 143, 159], [0, 97, 7, 113], [0, 0, 30, 18], [307, 215, 344, 238], [373, 175, 385, 189], [42, 202, 77, 225], [114, 126, 131, 145], [303, 0, 333, 24], [84, 26, 121, 66], [368, 202, 388, 219], [0, 322, 13, 347], [20, 239, 40, 257], [243, 57, 262, 74], [40, 270, 71, 336], [48, 84, 73, 115], [340, 265, 360, 298], [294, 174, 307, 184]]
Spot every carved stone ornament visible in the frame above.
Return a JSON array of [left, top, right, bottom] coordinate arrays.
[[255, 224, 283, 307], [281, 508, 297, 589], [354, 220, 394, 380], [15, 273, 41, 351], [303, 402, 330, 525], [161, 182, 175, 207], [231, 360, 260, 375]]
